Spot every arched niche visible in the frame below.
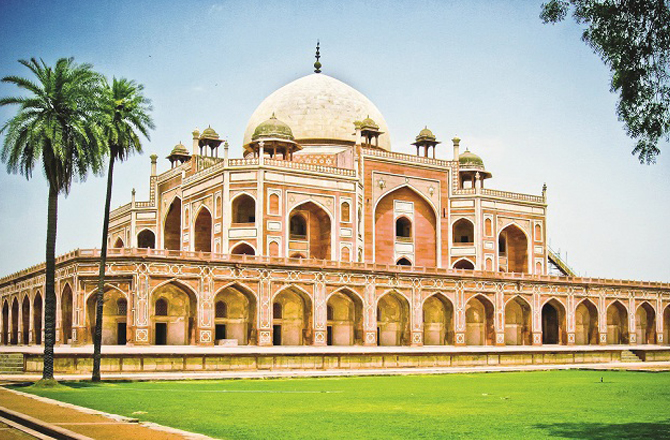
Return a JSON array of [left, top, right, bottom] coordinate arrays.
[[150, 283, 197, 345], [213, 284, 257, 345], [326, 289, 363, 346], [498, 225, 528, 273], [164, 197, 182, 251], [376, 292, 410, 346], [61, 285, 73, 344], [288, 202, 331, 260], [272, 287, 313, 346], [33, 293, 42, 345], [636, 302, 656, 345], [194, 207, 212, 253], [86, 289, 128, 346], [232, 194, 256, 225], [113, 237, 124, 248], [21, 296, 30, 345], [231, 242, 255, 256], [505, 296, 532, 345], [1, 301, 8, 345], [11, 298, 18, 345], [453, 258, 475, 270], [422, 294, 454, 345], [137, 229, 156, 249], [542, 299, 566, 345], [452, 218, 474, 244], [575, 299, 598, 345], [465, 295, 494, 345], [607, 301, 629, 344]]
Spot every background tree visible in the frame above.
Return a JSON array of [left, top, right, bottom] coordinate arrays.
[[0, 58, 103, 382], [92, 77, 153, 382], [541, 0, 670, 163]]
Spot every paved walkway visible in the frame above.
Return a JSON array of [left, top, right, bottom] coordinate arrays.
[[0, 387, 213, 440]]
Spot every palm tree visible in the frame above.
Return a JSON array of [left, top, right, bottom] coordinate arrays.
[[92, 77, 154, 381], [0, 58, 104, 382]]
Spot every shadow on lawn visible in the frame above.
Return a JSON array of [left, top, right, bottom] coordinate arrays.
[[536, 421, 670, 439]]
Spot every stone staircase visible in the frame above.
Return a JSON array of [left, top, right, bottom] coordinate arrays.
[[620, 350, 643, 363], [0, 353, 24, 374]]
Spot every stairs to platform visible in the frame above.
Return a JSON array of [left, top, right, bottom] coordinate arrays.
[[620, 350, 643, 363], [0, 353, 24, 374]]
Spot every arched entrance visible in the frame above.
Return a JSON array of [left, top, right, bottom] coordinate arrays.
[[33, 293, 42, 345], [164, 198, 182, 251], [452, 218, 474, 244], [422, 294, 454, 345], [2, 301, 8, 344], [326, 289, 363, 346], [505, 296, 532, 345], [374, 187, 437, 267], [113, 237, 124, 248], [498, 225, 528, 273], [137, 229, 156, 249], [231, 243, 255, 255], [636, 302, 656, 345], [11, 298, 18, 345], [61, 285, 73, 344], [664, 306, 670, 346], [194, 208, 212, 252], [542, 299, 566, 344], [21, 296, 30, 345], [396, 257, 412, 266], [151, 283, 197, 345], [607, 301, 628, 344], [465, 295, 494, 345], [288, 202, 331, 260], [377, 292, 410, 346], [213, 284, 257, 345], [272, 287, 313, 346], [575, 299, 598, 345], [86, 289, 128, 345]]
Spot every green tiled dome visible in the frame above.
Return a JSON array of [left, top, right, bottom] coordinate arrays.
[[252, 113, 294, 141]]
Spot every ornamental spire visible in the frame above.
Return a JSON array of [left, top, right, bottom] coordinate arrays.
[[314, 40, 322, 73]]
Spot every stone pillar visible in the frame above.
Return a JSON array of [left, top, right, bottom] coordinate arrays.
[[494, 285, 505, 346], [7, 302, 13, 344], [257, 278, 272, 346], [656, 297, 664, 345], [55, 291, 62, 345], [197, 276, 214, 346], [313, 277, 327, 346], [16, 299, 23, 345], [411, 287, 423, 347], [628, 297, 636, 345], [363, 277, 377, 346], [454, 284, 466, 346], [532, 292, 542, 345], [27, 295, 34, 345], [566, 294, 576, 345], [598, 294, 607, 345], [133, 274, 150, 345]]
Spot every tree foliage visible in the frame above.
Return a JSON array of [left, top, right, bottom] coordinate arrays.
[[541, 0, 670, 163]]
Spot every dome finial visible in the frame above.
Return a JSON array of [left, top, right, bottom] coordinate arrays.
[[314, 40, 322, 73]]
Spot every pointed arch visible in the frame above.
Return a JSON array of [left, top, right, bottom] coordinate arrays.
[[607, 300, 629, 344], [396, 257, 413, 266], [326, 287, 364, 345], [663, 305, 670, 346], [465, 294, 495, 345], [60, 283, 74, 344], [575, 298, 598, 345], [230, 241, 256, 256], [21, 295, 30, 344], [113, 237, 124, 248], [287, 199, 333, 260], [150, 280, 198, 345], [271, 284, 313, 345], [193, 205, 213, 253], [2, 300, 9, 345], [422, 292, 454, 345], [213, 281, 258, 345], [542, 298, 566, 344], [636, 301, 656, 344], [85, 286, 129, 345], [498, 223, 529, 273], [376, 290, 411, 346], [164, 196, 182, 251], [10, 297, 19, 345], [505, 295, 532, 345], [453, 258, 475, 270], [137, 229, 156, 249], [452, 218, 475, 244], [374, 185, 437, 267], [33, 291, 42, 345], [231, 192, 256, 225]]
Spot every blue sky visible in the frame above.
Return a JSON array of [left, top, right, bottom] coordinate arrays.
[[0, 0, 668, 282]]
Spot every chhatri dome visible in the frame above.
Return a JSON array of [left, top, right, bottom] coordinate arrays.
[[243, 74, 390, 151]]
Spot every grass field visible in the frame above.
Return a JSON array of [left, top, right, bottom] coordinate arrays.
[[15, 370, 670, 439]]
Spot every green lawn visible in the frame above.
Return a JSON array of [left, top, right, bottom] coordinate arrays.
[[15, 371, 670, 439]]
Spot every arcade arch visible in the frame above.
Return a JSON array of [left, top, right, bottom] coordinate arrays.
[[542, 299, 566, 344], [465, 295, 494, 345], [61, 284, 73, 344], [664, 306, 670, 346], [113, 237, 124, 248], [10, 298, 18, 345], [452, 218, 474, 244], [377, 291, 410, 346], [213, 284, 257, 345], [636, 302, 656, 345], [272, 287, 313, 346], [422, 294, 454, 345], [505, 296, 532, 345], [230, 242, 255, 256], [607, 301, 628, 344], [232, 194, 256, 225], [575, 299, 598, 345], [33, 293, 43, 345], [326, 289, 363, 345], [150, 282, 197, 345], [1, 301, 8, 344], [21, 296, 29, 345], [453, 258, 475, 270], [86, 289, 128, 345]]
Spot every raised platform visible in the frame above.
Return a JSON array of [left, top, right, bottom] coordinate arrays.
[[2, 345, 669, 374]]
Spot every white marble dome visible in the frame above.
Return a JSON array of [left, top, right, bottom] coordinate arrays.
[[243, 73, 390, 151]]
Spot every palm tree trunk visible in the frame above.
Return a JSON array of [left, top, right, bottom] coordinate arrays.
[[92, 156, 115, 381], [43, 184, 58, 381]]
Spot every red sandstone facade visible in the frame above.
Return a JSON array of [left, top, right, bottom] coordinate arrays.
[[1, 72, 668, 350]]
